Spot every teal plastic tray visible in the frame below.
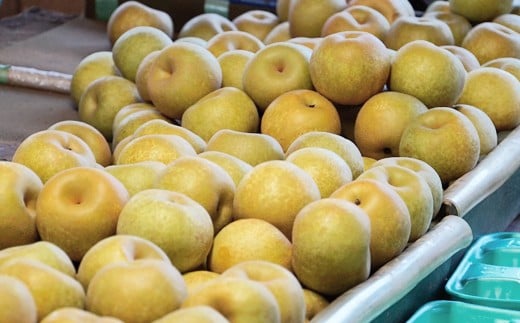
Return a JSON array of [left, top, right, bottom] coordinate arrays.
[[445, 232, 520, 310], [407, 300, 520, 323]]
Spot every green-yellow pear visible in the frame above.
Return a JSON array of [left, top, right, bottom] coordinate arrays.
[[116, 189, 214, 273], [132, 119, 207, 153], [0, 241, 76, 278], [384, 16, 454, 51], [49, 120, 112, 167], [78, 75, 142, 141], [303, 289, 329, 322], [449, 0, 513, 23], [288, 0, 346, 37], [347, 0, 415, 24], [146, 42, 222, 120], [0, 275, 37, 323], [331, 179, 411, 269], [222, 260, 306, 323], [206, 129, 285, 166], [482, 57, 520, 81], [135, 50, 160, 102], [0, 161, 42, 249], [232, 10, 280, 41], [198, 150, 253, 188], [242, 42, 313, 111], [453, 104, 498, 157], [441, 45, 481, 72], [291, 198, 371, 296], [357, 164, 434, 242], [154, 156, 235, 234], [233, 160, 321, 239], [112, 26, 172, 82], [285, 131, 364, 179], [399, 107, 480, 185], [0, 259, 85, 321], [207, 218, 292, 274], [461, 22, 520, 65], [11, 130, 97, 183], [181, 87, 260, 142], [40, 307, 124, 323], [178, 13, 237, 41], [105, 161, 166, 196], [423, 10, 472, 46], [107, 0, 173, 45], [70, 51, 119, 106], [151, 306, 229, 323], [457, 67, 520, 132], [115, 134, 197, 165], [388, 40, 466, 108], [76, 234, 171, 290], [181, 277, 281, 323], [217, 49, 255, 90], [321, 5, 390, 40], [206, 30, 265, 58], [310, 31, 391, 106]]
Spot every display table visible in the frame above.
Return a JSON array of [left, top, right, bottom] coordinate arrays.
[[1, 14, 519, 323]]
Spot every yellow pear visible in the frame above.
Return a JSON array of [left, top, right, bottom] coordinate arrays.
[[222, 260, 306, 323], [291, 198, 371, 296], [449, 0, 513, 23], [232, 10, 279, 41], [206, 129, 285, 166], [260, 89, 342, 151], [49, 120, 112, 167], [183, 271, 220, 296], [70, 51, 119, 106], [288, 0, 346, 37], [310, 31, 391, 106], [198, 150, 253, 188], [116, 189, 214, 273], [321, 5, 390, 40], [482, 57, 520, 81], [285, 131, 364, 179], [36, 167, 130, 262], [12, 130, 97, 183], [286, 147, 353, 198], [457, 67, 520, 131], [206, 30, 265, 58], [135, 50, 160, 102], [181, 87, 260, 142], [264, 21, 291, 44], [331, 179, 411, 269], [242, 42, 313, 111], [354, 91, 428, 159], [154, 156, 236, 233], [0, 161, 42, 249], [104, 161, 166, 196], [133, 119, 206, 153], [399, 107, 480, 185], [78, 75, 142, 141], [107, 0, 173, 45], [146, 42, 222, 120], [0, 259, 85, 321], [303, 288, 329, 322], [441, 45, 481, 72], [423, 10, 472, 46], [40, 307, 124, 323], [115, 134, 197, 165], [0, 275, 37, 323], [217, 49, 255, 90], [493, 14, 520, 33], [151, 306, 228, 323], [347, 0, 415, 24], [453, 104, 498, 157], [112, 26, 172, 82], [384, 16, 454, 51], [207, 218, 292, 274], [181, 277, 281, 323], [233, 160, 321, 239], [357, 164, 434, 242], [461, 22, 520, 65], [86, 259, 187, 323], [178, 13, 237, 41]]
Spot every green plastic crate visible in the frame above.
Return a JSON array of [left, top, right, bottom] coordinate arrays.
[[445, 232, 520, 311], [407, 300, 520, 323]]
